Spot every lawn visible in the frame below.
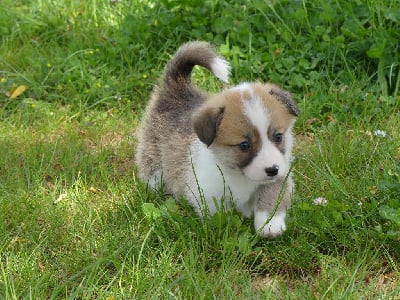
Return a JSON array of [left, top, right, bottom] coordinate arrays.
[[1, 0, 399, 299]]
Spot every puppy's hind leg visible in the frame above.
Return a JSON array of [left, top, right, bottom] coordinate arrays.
[[135, 136, 163, 190]]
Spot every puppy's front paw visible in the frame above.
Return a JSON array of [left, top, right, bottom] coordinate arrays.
[[254, 211, 286, 238]]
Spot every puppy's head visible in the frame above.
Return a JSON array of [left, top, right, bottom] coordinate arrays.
[[193, 82, 298, 182]]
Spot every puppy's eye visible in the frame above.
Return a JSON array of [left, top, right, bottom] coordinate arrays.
[[273, 133, 283, 144], [239, 141, 251, 151]]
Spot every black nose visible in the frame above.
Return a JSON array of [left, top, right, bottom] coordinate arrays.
[[265, 165, 279, 177]]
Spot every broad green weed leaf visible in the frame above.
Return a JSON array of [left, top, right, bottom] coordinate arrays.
[[367, 43, 386, 59], [142, 202, 161, 220], [237, 232, 253, 255], [379, 206, 400, 227], [162, 197, 179, 213], [332, 211, 344, 224], [382, 7, 400, 22]]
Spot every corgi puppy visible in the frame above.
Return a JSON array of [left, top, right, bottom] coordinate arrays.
[[135, 41, 298, 238]]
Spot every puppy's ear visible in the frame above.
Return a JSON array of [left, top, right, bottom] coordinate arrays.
[[192, 106, 225, 146], [269, 87, 299, 117]]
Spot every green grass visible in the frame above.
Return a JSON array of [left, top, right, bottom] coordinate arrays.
[[1, 0, 399, 298]]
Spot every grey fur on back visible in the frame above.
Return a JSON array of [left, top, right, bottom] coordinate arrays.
[[135, 41, 226, 184]]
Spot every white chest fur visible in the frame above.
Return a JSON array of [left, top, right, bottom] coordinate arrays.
[[187, 139, 259, 217]]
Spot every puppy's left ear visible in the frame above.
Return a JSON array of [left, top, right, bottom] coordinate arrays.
[[269, 87, 299, 117], [192, 106, 225, 147]]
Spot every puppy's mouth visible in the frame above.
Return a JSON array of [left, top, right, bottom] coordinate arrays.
[[254, 176, 279, 184], [239, 169, 280, 184]]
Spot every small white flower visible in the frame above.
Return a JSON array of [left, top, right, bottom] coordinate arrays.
[[313, 197, 328, 206], [373, 130, 387, 138], [357, 201, 362, 207]]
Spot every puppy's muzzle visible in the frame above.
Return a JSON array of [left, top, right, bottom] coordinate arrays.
[[265, 164, 279, 177]]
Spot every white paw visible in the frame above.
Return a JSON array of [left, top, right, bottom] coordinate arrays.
[[254, 211, 286, 238]]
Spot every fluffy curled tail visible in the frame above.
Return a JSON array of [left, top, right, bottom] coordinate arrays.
[[164, 41, 231, 84]]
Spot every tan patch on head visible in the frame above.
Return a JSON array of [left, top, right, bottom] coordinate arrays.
[[214, 91, 251, 145], [206, 89, 260, 169], [252, 82, 296, 129], [215, 83, 295, 143]]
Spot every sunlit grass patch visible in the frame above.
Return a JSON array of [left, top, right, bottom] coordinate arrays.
[[0, 0, 399, 298]]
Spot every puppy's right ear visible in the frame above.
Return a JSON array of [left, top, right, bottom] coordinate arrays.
[[192, 106, 225, 147]]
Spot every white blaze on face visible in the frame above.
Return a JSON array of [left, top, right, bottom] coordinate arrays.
[[241, 93, 289, 182]]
